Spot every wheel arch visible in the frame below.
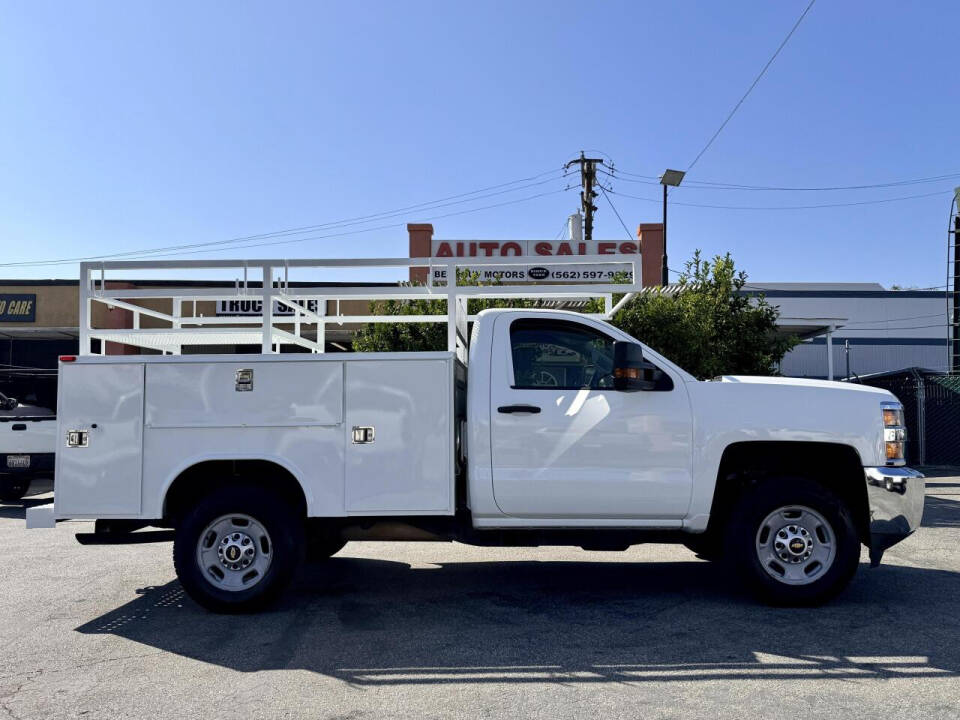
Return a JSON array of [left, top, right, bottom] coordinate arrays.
[[162, 457, 309, 524], [706, 441, 870, 545]]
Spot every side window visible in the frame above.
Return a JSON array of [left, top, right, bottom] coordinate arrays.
[[509, 319, 616, 390]]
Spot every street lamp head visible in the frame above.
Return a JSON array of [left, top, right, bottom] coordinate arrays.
[[660, 169, 686, 187]]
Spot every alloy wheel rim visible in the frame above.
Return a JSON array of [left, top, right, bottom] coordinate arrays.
[[755, 505, 836, 586], [196, 513, 272, 592]]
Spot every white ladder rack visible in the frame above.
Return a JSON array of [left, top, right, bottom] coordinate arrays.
[[79, 255, 641, 359]]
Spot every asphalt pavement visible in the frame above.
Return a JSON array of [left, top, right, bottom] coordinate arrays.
[[1, 479, 959, 720]]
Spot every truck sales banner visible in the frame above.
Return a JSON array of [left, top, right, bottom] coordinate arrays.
[[216, 299, 321, 317], [427, 240, 637, 285]]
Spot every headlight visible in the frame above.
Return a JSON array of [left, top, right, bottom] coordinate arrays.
[[881, 401, 906, 466]]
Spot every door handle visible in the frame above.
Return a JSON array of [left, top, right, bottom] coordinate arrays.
[[497, 404, 541, 414], [11, 424, 26, 431]]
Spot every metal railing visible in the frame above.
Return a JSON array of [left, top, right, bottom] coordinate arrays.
[[79, 255, 641, 359]]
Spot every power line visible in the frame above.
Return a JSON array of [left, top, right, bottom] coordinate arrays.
[[117, 187, 575, 259], [0, 170, 573, 268], [597, 185, 635, 243], [608, 187, 951, 210], [0, 173, 569, 267], [601, 168, 960, 192], [841, 313, 946, 327], [687, 0, 817, 172], [682, 173, 960, 191]]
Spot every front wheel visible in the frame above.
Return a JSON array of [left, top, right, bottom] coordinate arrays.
[[173, 486, 304, 612], [305, 532, 347, 562], [725, 478, 861, 606]]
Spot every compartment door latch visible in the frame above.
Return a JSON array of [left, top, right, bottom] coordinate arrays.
[[235, 368, 254, 392], [351, 426, 375, 444], [66, 430, 89, 448]]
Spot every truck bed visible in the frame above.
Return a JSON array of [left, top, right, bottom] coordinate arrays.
[[54, 352, 457, 520]]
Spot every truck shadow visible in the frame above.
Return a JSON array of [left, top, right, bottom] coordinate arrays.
[[0, 495, 52, 520], [921, 492, 960, 528], [76, 551, 960, 684]]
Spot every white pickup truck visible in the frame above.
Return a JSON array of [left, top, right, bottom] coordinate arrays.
[[28, 303, 924, 612], [1, 392, 56, 501]]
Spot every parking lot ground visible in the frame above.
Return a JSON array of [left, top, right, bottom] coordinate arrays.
[[1, 483, 959, 720]]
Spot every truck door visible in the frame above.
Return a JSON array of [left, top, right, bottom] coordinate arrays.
[[489, 315, 693, 520], [56, 362, 144, 516]]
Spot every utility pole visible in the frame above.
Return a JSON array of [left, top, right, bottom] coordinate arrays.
[[564, 152, 604, 241]]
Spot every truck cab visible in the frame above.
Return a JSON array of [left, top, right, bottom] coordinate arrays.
[[467, 309, 695, 526]]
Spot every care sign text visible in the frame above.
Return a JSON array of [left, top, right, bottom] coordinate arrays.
[[0, 294, 36, 322], [428, 240, 637, 285]]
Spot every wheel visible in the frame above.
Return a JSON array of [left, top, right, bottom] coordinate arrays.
[[725, 478, 861, 606], [173, 486, 304, 612], [682, 533, 724, 562], [305, 533, 347, 562], [0, 476, 30, 502]]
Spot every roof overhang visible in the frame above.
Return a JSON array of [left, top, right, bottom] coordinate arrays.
[[776, 317, 846, 340], [0, 327, 80, 340]]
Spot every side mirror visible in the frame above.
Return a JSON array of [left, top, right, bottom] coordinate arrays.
[[613, 342, 662, 392], [2, 397, 17, 411]]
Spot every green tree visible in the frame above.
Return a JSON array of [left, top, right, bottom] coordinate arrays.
[[352, 253, 796, 379], [610, 251, 797, 378], [352, 271, 604, 352], [350, 294, 447, 352]]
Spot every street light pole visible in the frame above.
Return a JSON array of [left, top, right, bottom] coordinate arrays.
[[659, 169, 685, 287], [662, 183, 668, 287]]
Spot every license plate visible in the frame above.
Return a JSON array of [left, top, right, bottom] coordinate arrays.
[[6, 455, 30, 469]]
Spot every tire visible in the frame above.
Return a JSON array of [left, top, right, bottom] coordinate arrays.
[[725, 477, 861, 606], [305, 533, 347, 563], [173, 485, 304, 613], [0, 476, 30, 502]]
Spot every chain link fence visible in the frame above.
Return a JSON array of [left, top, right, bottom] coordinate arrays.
[[858, 368, 960, 466]]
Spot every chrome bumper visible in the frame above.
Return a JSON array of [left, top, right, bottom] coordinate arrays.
[[864, 466, 925, 566]]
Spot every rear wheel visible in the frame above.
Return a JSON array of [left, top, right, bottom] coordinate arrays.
[[173, 486, 303, 612], [725, 478, 861, 606], [0, 476, 30, 502]]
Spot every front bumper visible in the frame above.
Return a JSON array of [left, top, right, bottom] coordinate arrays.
[[864, 466, 925, 566]]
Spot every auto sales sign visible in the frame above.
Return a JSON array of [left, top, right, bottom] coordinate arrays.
[[426, 240, 637, 285]]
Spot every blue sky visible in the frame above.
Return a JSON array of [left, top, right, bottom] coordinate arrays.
[[1, 1, 957, 286]]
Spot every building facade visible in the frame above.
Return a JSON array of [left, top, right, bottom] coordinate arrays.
[[756, 283, 948, 380], [0, 222, 952, 409]]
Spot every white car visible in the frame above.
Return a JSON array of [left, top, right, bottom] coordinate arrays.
[[1, 392, 56, 501], [29, 308, 923, 612]]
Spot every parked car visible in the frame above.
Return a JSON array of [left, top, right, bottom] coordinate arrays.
[[1, 392, 55, 501]]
